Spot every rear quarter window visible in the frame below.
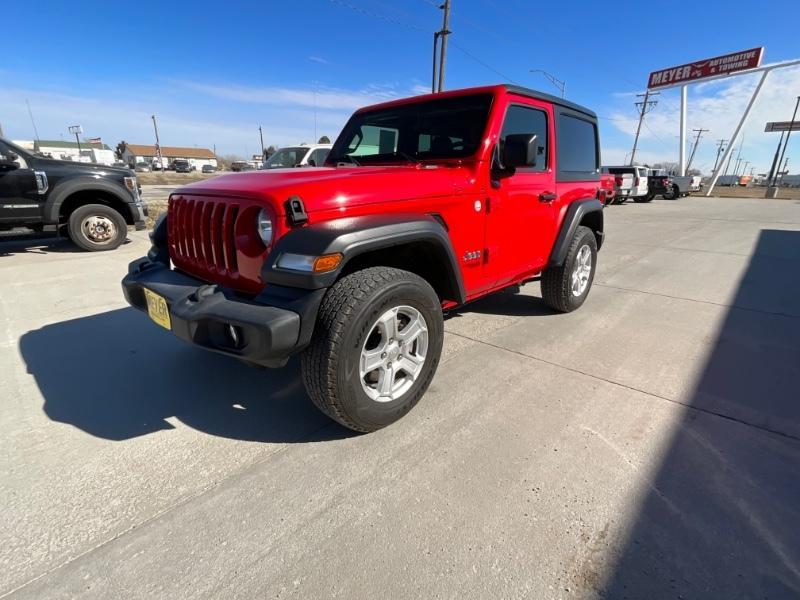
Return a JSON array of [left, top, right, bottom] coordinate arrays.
[[557, 112, 599, 182]]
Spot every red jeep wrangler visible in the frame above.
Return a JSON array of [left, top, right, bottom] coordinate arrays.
[[123, 85, 604, 432]]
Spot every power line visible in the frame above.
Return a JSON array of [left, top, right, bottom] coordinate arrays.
[[449, 41, 517, 83]]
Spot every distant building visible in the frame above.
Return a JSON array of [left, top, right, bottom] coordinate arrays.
[[120, 143, 218, 170], [34, 139, 112, 162], [11, 140, 35, 151]]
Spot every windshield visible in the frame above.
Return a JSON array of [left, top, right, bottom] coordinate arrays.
[[265, 147, 308, 168], [327, 93, 493, 166]]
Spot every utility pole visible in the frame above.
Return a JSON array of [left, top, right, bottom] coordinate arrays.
[[151, 115, 164, 170], [772, 95, 800, 187], [711, 139, 727, 174], [258, 125, 265, 158], [437, 0, 451, 92], [685, 128, 708, 172], [529, 70, 566, 98], [630, 90, 659, 166]]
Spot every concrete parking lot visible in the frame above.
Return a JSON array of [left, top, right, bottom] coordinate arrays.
[[1, 196, 799, 599]]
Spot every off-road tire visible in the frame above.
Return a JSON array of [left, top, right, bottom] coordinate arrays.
[[300, 267, 444, 433], [540, 225, 598, 313], [67, 203, 128, 251]]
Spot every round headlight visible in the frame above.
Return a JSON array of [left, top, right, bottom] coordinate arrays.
[[256, 209, 273, 246]]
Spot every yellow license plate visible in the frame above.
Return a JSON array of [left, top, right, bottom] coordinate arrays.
[[144, 288, 171, 330]]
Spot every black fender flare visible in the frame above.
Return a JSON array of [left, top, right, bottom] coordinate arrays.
[[548, 198, 604, 267], [262, 213, 466, 304], [44, 177, 136, 223]]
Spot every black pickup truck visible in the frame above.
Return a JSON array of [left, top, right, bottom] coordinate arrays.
[[0, 138, 146, 250]]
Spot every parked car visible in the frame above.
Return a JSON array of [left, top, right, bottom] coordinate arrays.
[[653, 170, 701, 199], [263, 144, 332, 169], [0, 137, 146, 250], [173, 159, 195, 173], [134, 162, 151, 173], [601, 166, 649, 203], [122, 84, 605, 432], [230, 161, 253, 172], [201, 164, 216, 174], [599, 172, 617, 206]]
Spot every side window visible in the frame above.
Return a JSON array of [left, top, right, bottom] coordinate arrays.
[[0, 142, 25, 168], [500, 105, 548, 172], [309, 148, 329, 166], [557, 114, 598, 175], [347, 124, 399, 157]]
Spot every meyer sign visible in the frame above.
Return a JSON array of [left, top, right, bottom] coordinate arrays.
[[765, 121, 800, 132], [648, 47, 764, 89]]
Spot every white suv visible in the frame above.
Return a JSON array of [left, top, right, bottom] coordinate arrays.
[[263, 144, 332, 169]]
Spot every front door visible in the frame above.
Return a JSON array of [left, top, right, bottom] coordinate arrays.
[[0, 141, 40, 224], [486, 100, 556, 287]]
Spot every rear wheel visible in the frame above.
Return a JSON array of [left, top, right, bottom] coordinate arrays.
[[67, 203, 128, 251], [663, 184, 679, 200], [635, 192, 655, 203], [541, 225, 597, 313], [301, 267, 444, 432]]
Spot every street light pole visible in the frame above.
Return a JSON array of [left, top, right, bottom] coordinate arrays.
[[68, 125, 83, 161], [258, 125, 265, 158]]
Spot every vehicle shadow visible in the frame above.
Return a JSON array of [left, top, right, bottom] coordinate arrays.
[[597, 229, 800, 598], [19, 307, 350, 443], [446, 284, 557, 319], [0, 233, 135, 257]]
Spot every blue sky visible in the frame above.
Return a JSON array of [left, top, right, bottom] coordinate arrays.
[[3, 0, 799, 173]]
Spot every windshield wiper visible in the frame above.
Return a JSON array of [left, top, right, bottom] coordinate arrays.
[[394, 151, 421, 165]]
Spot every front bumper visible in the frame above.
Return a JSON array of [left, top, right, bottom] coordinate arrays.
[[122, 257, 302, 367]]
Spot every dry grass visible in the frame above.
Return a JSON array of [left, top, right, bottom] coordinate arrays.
[[145, 200, 168, 229], [137, 171, 220, 185], [706, 186, 800, 200]]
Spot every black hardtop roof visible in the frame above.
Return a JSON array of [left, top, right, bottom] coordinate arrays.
[[503, 84, 597, 120]]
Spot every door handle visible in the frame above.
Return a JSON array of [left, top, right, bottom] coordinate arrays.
[[539, 192, 557, 203]]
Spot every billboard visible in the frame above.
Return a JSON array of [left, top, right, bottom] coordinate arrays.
[[765, 121, 800, 132], [648, 47, 764, 89]]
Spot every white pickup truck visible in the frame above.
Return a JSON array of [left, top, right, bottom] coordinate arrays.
[[601, 165, 650, 203]]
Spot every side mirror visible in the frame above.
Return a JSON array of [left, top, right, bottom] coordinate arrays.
[[503, 133, 538, 169], [0, 159, 19, 172]]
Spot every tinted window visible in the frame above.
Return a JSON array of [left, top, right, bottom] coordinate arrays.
[[265, 147, 307, 168], [500, 105, 548, 172], [329, 94, 492, 164], [558, 114, 598, 174], [308, 148, 330, 166]]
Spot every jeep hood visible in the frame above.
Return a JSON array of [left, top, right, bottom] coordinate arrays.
[[174, 165, 476, 215]]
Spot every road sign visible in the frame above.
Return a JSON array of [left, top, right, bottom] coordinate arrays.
[[765, 121, 800, 132], [648, 47, 763, 89]]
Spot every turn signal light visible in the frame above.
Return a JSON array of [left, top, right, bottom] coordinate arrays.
[[312, 253, 343, 273]]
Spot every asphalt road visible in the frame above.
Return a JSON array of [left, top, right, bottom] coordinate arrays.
[[1, 196, 799, 599]]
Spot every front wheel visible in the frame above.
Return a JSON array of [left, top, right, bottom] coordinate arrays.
[[301, 267, 444, 433], [67, 204, 128, 251], [540, 225, 598, 313]]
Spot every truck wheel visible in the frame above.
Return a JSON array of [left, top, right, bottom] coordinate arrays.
[[635, 193, 654, 203], [663, 184, 679, 200], [301, 267, 444, 433], [67, 204, 128, 251], [540, 225, 597, 313]]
